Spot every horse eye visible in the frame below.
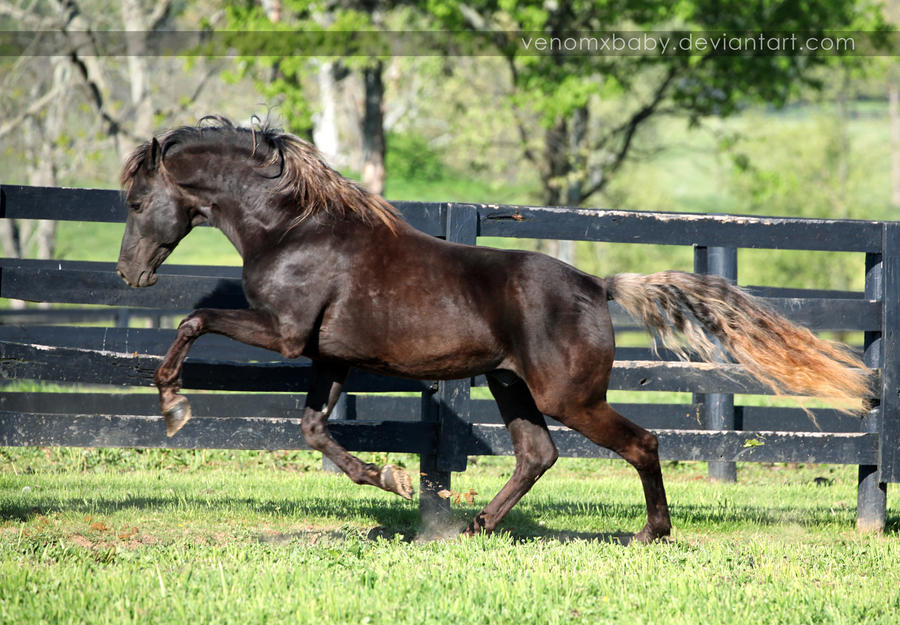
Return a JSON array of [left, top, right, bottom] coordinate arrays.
[[130, 202, 143, 213]]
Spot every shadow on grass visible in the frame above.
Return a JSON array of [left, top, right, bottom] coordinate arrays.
[[251, 518, 639, 546], [1, 492, 419, 537], [5, 489, 893, 545]]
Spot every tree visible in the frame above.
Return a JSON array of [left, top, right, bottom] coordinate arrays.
[[0, 0, 221, 307], [225, 0, 399, 194], [429, 0, 885, 208], [418, 0, 884, 263]]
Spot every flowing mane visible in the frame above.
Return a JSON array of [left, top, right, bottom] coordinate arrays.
[[120, 116, 401, 233]]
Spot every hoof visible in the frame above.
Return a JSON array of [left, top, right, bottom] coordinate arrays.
[[163, 395, 192, 437], [462, 524, 481, 537], [631, 524, 671, 544], [380, 465, 414, 500], [463, 513, 489, 537]]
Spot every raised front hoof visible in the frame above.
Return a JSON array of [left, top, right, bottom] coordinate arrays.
[[462, 514, 489, 537], [379, 465, 414, 500], [631, 524, 671, 545], [163, 396, 192, 438]]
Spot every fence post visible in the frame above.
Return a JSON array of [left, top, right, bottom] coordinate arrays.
[[857, 224, 897, 531], [418, 203, 476, 527], [879, 223, 900, 486], [419, 385, 451, 527], [858, 250, 886, 530], [694, 245, 738, 482]]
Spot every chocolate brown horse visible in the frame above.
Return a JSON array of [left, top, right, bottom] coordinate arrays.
[[117, 117, 869, 542]]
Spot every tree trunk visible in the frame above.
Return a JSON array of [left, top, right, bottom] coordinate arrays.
[[31, 60, 64, 265], [313, 61, 342, 167], [121, 0, 157, 153], [537, 119, 568, 260], [361, 61, 386, 196], [542, 118, 568, 206], [556, 105, 589, 266], [890, 85, 900, 208], [261, 0, 282, 22], [10, 61, 65, 308], [539, 110, 589, 266]]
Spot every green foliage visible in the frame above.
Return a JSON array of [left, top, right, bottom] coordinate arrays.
[[214, 0, 892, 211], [723, 112, 873, 220], [385, 132, 446, 182], [718, 109, 883, 291], [433, 0, 885, 119], [424, 0, 889, 206]]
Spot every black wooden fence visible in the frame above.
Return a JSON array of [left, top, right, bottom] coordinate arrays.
[[0, 184, 896, 530]]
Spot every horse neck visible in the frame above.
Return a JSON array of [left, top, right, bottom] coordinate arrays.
[[208, 189, 295, 259], [208, 184, 396, 261]]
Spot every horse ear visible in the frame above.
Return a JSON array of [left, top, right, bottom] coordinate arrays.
[[146, 138, 162, 172]]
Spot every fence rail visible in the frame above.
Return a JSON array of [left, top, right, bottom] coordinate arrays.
[[0, 184, 895, 531]]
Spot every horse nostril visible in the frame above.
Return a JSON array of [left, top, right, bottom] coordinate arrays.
[[116, 268, 131, 286]]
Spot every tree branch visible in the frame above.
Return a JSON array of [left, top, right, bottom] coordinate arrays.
[[43, 0, 143, 148], [458, 5, 488, 30], [155, 63, 218, 120], [504, 55, 544, 178], [0, 81, 66, 140], [0, 0, 51, 27], [147, 0, 173, 31], [579, 65, 679, 201]]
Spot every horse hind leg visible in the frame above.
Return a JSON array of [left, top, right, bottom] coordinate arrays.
[[465, 374, 559, 536], [553, 400, 671, 543], [301, 362, 413, 500]]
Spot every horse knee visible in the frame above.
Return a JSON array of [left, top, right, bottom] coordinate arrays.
[[537, 436, 559, 473], [537, 445, 559, 476]]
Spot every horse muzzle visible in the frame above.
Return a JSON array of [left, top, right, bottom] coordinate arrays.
[[117, 240, 172, 288], [116, 264, 159, 288]]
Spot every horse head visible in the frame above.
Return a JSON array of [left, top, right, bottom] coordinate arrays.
[[116, 137, 206, 288], [116, 118, 401, 289]]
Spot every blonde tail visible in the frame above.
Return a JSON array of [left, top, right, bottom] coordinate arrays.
[[606, 271, 871, 411]]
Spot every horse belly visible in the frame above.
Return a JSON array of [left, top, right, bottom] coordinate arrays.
[[316, 307, 506, 380]]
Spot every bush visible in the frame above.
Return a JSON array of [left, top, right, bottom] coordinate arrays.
[[386, 132, 447, 182]]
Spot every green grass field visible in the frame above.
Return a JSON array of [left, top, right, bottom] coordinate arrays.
[[1, 449, 898, 624]]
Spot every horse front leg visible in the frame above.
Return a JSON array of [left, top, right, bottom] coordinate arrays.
[[301, 361, 414, 500], [154, 308, 283, 436]]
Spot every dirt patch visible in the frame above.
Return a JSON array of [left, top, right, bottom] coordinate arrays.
[[69, 534, 94, 549], [67, 529, 159, 551], [137, 533, 159, 545]]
